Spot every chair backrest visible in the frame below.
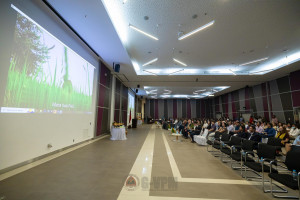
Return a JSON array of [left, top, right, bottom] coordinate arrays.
[[242, 139, 256, 151], [285, 151, 300, 172], [214, 131, 222, 139], [257, 143, 277, 159], [221, 133, 231, 142], [267, 137, 282, 147], [229, 136, 242, 146], [202, 129, 209, 137]]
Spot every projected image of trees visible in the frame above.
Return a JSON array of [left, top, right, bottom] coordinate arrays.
[[3, 12, 94, 113]]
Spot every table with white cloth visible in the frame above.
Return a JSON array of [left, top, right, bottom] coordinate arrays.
[[110, 126, 127, 140]]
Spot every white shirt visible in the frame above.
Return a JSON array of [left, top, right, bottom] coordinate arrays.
[[290, 128, 300, 137], [227, 125, 234, 133]]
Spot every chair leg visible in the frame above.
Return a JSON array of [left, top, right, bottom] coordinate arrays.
[[270, 178, 298, 199]]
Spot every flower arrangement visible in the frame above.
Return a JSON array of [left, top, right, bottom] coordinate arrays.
[[171, 128, 176, 133]]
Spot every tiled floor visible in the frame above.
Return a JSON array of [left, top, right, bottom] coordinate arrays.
[[0, 125, 298, 200]]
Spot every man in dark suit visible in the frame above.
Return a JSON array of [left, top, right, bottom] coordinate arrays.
[[245, 125, 261, 142]]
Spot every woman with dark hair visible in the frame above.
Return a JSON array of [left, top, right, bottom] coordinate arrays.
[[235, 125, 247, 138], [276, 126, 290, 146]]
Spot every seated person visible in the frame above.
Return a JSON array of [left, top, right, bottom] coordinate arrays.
[[227, 121, 235, 135], [289, 123, 300, 139], [275, 126, 290, 147], [208, 121, 216, 134], [178, 120, 187, 133], [262, 122, 276, 138], [255, 121, 264, 133], [233, 121, 241, 135], [190, 121, 202, 143], [234, 125, 247, 138], [207, 121, 217, 140], [245, 125, 261, 142], [285, 135, 300, 153], [182, 119, 192, 139]]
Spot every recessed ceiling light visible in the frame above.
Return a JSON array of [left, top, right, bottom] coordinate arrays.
[[168, 69, 184, 75], [178, 20, 215, 40], [142, 58, 158, 66], [129, 24, 158, 40], [239, 57, 269, 66], [173, 58, 187, 66]]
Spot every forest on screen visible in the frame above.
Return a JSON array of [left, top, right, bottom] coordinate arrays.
[[3, 12, 94, 113]]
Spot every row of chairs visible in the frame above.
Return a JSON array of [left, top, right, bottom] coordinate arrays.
[[205, 131, 300, 199]]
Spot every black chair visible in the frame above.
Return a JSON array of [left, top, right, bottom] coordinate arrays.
[[220, 136, 242, 162], [267, 137, 283, 154], [211, 133, 231, 157], [230, 139, 256, 171], [206, 131, 222, 153], [269, 151, 300, 199], [243, 143, 287, 193]]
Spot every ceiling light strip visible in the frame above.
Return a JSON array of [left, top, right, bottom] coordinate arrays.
[[178, 20, 215, 40], [249, 69, 274, 75], [229, 69, 237, 75], [195, 89, 206, 92], [129, 24, 159, 40], [142, 58, 158, 66], [168, 69, 184, 75], [239, 57, 269, 66], [143, 69, 158, 76], [173, 58, 187, 66]]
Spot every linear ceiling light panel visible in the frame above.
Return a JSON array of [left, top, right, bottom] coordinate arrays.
[[143, 69, 158, 76], [239, 57, 269, 66], [249, 69, 274, 75], [195, 89, 206, 93], [178, 20, 215, 40], [173, 58, 187, 66], [142, 58, 158, 66], [228, 69, 237, 75], [168, 69, 184, 75], [129, 24, 159, 40]]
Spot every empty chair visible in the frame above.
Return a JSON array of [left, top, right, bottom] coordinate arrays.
[[230, 139, 256, 170], [269, 151, 300, 199], [206, 131, 222, 152], [220, 136, 242, 162]]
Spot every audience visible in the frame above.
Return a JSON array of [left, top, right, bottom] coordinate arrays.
[[161, 115, 299, 156]]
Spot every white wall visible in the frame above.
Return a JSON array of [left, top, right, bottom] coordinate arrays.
[[0, 0, 99, 170]]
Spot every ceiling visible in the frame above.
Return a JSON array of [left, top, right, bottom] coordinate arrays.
[[46, 0, 300, 98]]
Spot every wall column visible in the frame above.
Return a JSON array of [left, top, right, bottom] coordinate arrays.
[[109, 75, 116, 130]]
